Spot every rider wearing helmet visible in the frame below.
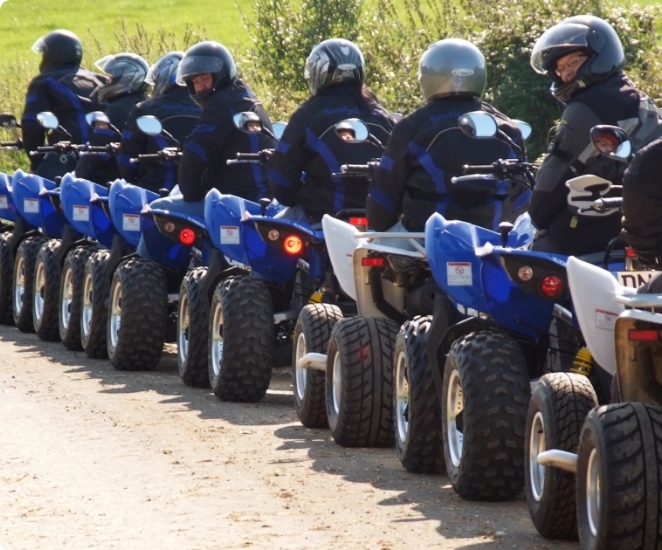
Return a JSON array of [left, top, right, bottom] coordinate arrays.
[[268, 38, 394, 223], [175, 40, 275, 203], [118, 51, 201, 193], [367, 38, 529, 233], [94, 52, 150, 131], [22, 29, 107, 171], [528, 14, 662, 256]]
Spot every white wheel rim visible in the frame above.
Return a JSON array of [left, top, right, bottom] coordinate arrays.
[[109, 279, 122, 348], [295, 332, 308, 401], [82, 271, 93, 338], [332, 351, 342, 415], [210, 300, 224, 378], [446, 369, 464, 468], [60, 265, 73, 330], [34, 260, 45, 322], [587, 448, 601, 537], [395, 350, 409, 444], [13, 255, 25, 315], [178, 293, 189, 364], [529, 411, 546, 502]]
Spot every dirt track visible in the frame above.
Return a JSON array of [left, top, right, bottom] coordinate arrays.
[[0, 325, 575, 549]]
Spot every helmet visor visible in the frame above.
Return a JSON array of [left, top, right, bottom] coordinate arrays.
[[145, 63, 160, 86], [31, 37, 47, 54], [176, 55, 226, 85], [94, 55, 120, 76], [531, 23, 589, 74]]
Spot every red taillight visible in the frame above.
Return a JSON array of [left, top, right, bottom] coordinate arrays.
[[539, 274, 564, 298], [626, 247, 637, 258], [362, 257, 384, 267], [283, 235, 303, 255], [179, 228, 196, 246], [350, 217, 369, 227], [628, 330, 659, 341]]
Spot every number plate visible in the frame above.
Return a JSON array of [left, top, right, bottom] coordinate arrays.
[[617, 271, 655, 288]]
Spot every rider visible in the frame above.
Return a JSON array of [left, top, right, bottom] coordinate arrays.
[[268, 38, 394, 223], [22, 29, 106, 173], [528, 14, 662, 256], [367, 38, 530, 233], [75, 53, 150, 184], [118, 51, 202, 193]]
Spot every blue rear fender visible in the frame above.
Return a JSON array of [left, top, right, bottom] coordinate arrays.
[[143, 204, 208, 268], [59, 173, 108, 238], [204, 190, 264, 265], [38, 186, 67, 239], [89, 194, 116, 249], [108, 179, 158, 248], [0, 172, 16, 222], [12, 170, 59, 230]]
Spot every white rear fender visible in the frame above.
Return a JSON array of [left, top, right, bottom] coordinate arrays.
[[322, 215, 361, 300], [566, 256, 632, 375]]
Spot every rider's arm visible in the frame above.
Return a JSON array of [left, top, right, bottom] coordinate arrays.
[[117, 105, 143, 183], [366, 122, 410, 231], [268, 109, 309, 206], [528, 102, 601, 229], [21, 78, 49, 168]]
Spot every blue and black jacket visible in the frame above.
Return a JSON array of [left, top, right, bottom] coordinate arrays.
[[22, 63, 106, 170], [269, 83, 394, 222], [177, 79, 275, 203], [367, 96, 530, 232], [118, 86, 201, 193]]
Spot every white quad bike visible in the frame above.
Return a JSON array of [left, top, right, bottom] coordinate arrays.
[[525, 126, 662, 548]]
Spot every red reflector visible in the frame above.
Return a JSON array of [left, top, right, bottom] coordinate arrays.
[[179, 228, 196, 246], [362, 257, 384, 267], [540, 274, 564, 298], [349, 217, 369, 226], [283, 235, 303, 255], [626, 247, 637, 258], [628, 330, 659, 341]]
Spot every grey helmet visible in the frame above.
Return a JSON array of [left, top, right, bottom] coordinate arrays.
[[145, 51, 185, 97], [418, 38, 486, 101], [530, 15, 625, 102], [94, 53, 149, 103], [304, 38, 365, 96], [31, 29, 83, 73]]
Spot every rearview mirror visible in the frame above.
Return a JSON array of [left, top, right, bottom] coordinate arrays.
[[335, 118, 369, 142], [232, 112, 263, 133], [457, 111, 498, 138], [0, 113, 18, 128], [513, 120, 532, 141], [272, 122, 286, 140], [590, 125, 632, 161], [86, 111, 110, 128], [136, 115, 163, 136], [36, 112, 60, 130]]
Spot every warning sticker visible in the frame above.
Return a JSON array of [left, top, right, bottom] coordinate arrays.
[[447, 262, 472, 286], [23, 198, 39, 213], [595, 308, 618, 331], [122, 213, 140, 232], [0, 195, 7, 209], [220, 226, 240, 245], [72, 205, 89, 222]]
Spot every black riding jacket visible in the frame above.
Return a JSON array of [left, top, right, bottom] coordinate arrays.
[[529, 72, 662, 256], [268, 83, 394, 222], [367, 96, 529, 232], [22, 63, 106, 170], [118, 86, 201, 193], [178, 80, 275, 203], [74, 92, 147, 185]]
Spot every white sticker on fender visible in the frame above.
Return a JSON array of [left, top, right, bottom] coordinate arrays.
[[23, 198, 39, 213], [220, 226, 240, 245], [447, 262, 472, 286], [73, 205, 89, 222], [122, 213, 140, 231], [595, 308, 618, 331], [0, 195, 7, 209]]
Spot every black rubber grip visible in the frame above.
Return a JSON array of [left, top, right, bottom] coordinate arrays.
[[462, 164, 495, 175]]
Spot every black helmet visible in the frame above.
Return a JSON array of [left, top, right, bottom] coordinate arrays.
[[176, 41, 237, 107], [31, 29, 83, 73], [146, 51, 185, 97], [94, 53, 150, 103], [418, 38, 486, 101], [304, 38, 365, 96], [530, 15, 625, 102]]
